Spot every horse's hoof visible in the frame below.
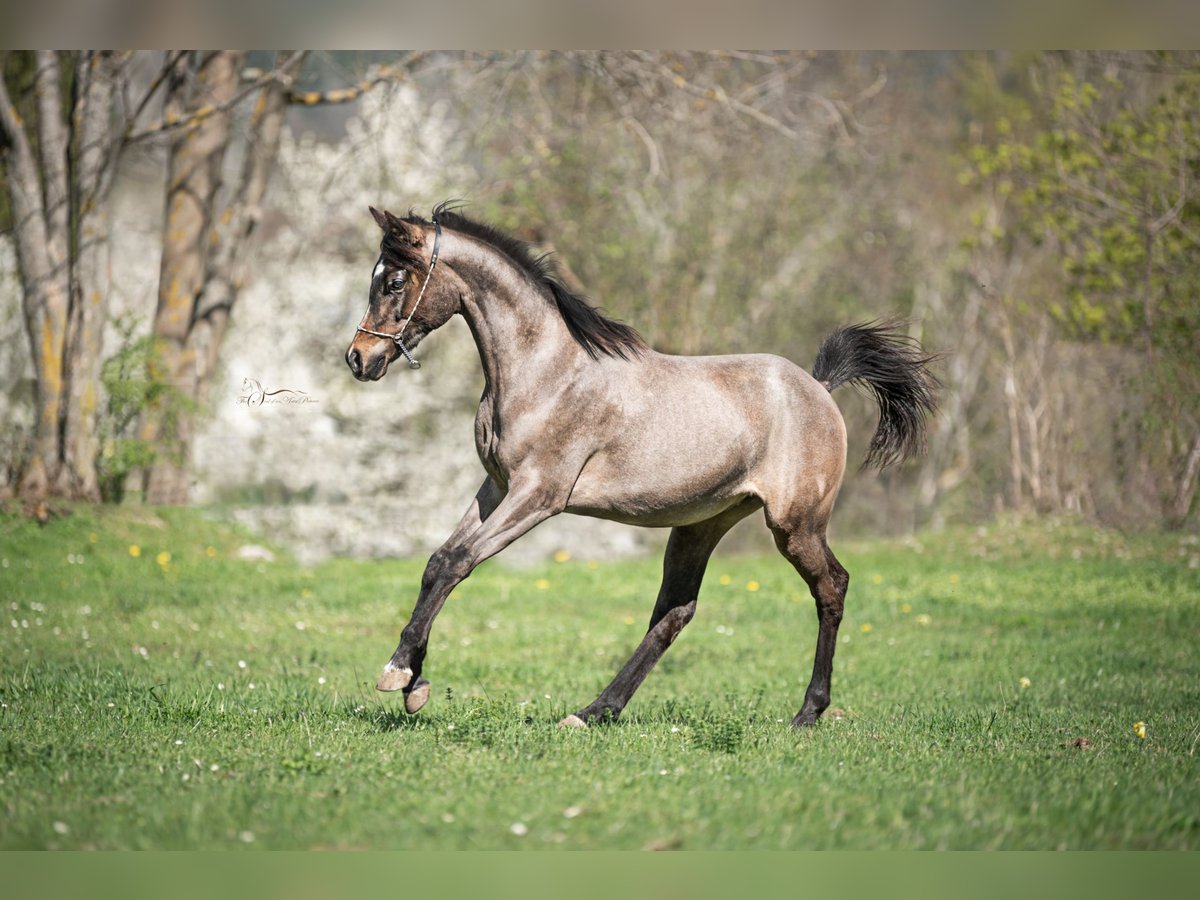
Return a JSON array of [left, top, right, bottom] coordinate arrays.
[[557, 714, 588, 729], [791, 711, 821, 728], [376, 664, 413, 693], [404, 678, 431, 713]]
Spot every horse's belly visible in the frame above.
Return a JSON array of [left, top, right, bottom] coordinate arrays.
[[565, 462, 757, 527]]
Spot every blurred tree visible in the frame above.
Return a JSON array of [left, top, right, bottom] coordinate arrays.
[[1, 51, 121, 500], [138, 51, 295, 504], [1, 50, 421, 505], [969, 52, 1200, 525]]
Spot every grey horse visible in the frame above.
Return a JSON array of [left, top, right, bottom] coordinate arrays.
[[346, 203, 937, 727]]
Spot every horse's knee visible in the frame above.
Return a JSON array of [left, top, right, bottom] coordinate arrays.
[[423, 546, 472, 589]]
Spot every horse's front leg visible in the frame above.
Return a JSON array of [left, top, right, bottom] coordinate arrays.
[[373, 478, 502, 707], [376, 478, 563, 712]]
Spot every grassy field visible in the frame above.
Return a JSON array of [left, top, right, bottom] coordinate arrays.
[[1, 506, 1197, 850]]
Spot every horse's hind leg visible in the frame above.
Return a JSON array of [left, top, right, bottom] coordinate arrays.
[[766, 518, 849, 727], [560, 500, 757, 728]]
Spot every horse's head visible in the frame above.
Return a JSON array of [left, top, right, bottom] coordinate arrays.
[[346, 207, 461, 382]]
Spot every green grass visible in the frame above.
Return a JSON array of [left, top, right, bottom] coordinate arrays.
[[1, 507, 1198, 850]]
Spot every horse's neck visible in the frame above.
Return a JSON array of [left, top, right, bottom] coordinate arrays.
[[448, 237, 582, 401]]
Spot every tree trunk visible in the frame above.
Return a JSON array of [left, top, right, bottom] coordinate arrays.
[[141, 52, 240, 505], [141, 51, 299, 505], [1169, 430, 1200, 527], [2, 51, 125, 502], [998, 311, 1024, 511], [60, 51, 121, 501], [1, 52, 72, 499]]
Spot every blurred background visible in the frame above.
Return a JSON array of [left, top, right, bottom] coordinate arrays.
[[3, 51, 1198, 562]]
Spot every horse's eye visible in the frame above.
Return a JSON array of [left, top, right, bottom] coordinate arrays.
[[388, 278, 404, 293]]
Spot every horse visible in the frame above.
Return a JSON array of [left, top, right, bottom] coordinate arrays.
[[345, 202, 938, 728]]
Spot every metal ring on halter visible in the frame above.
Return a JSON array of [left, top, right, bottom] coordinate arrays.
[[356, 216, 442, 370]]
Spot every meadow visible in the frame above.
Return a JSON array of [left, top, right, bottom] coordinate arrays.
[[1, 507, 1197, 850]]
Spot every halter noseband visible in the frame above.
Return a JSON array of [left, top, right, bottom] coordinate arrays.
[[356, 216, 442, 370]]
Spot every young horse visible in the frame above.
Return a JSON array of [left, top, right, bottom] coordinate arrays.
[[346, 203, 937, 727]]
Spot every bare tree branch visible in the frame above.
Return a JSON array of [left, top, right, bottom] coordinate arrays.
[[284, 52, 427, 107], [126, 51, 305, 143]]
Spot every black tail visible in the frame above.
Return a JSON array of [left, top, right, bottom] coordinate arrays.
[[812, 320, 939, 470]]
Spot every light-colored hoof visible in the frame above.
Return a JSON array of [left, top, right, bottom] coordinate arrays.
[[557, 714, 587, 729], [404, 680, 431, 714], [376, 664, 413, 693]]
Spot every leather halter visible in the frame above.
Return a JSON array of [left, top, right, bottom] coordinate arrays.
[[356, 216, 442, 370]]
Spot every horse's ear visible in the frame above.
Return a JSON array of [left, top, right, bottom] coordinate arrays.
[[385, 210, 424, 247], [370, 206, 424, 246]]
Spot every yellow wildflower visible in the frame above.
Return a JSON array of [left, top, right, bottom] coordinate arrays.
[[1019, 677, 1031, 690], [915, 614, 932, 626], [860, 623, 873, 634], [206, 546, 217, 558], [156, 551, 171, 567], [900, 603, 912, 614], [623, 615, 635, 625], [746, 580, 760, 592], [129, 545, 141, 558], [949, 574, 960, 585], [534, 578, 550, 590], [553, 549, 571, 563], [870, 574, 883, 585], [88, 533, 98, 544], [1133, 721, 1147, 740], [718, 574, 732, 586]]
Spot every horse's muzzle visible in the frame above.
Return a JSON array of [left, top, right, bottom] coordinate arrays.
[[346, 346, 388, 382]]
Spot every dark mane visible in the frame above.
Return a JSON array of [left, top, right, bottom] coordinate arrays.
[[403, 202, 646, 361]]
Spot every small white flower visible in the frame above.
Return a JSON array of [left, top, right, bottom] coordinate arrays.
[[210, 764, 220, 772], [239, 830, 255, 843], [52, 821, 69, 835], [174, 739, 183, 745], [510, 822, 528, 836], [317, 676, 326, 685], [238, 660, 247, 669]]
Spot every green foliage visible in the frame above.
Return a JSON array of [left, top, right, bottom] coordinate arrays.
[[969, 63, 1200, 355], [96, 315, 188, 503], [0, 509, 1197, 849]]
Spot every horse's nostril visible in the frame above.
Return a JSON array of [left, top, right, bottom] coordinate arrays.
[[347, 348, 362, 376]]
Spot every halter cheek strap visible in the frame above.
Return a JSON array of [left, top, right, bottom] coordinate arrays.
[[356, 216, 442, 370]]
